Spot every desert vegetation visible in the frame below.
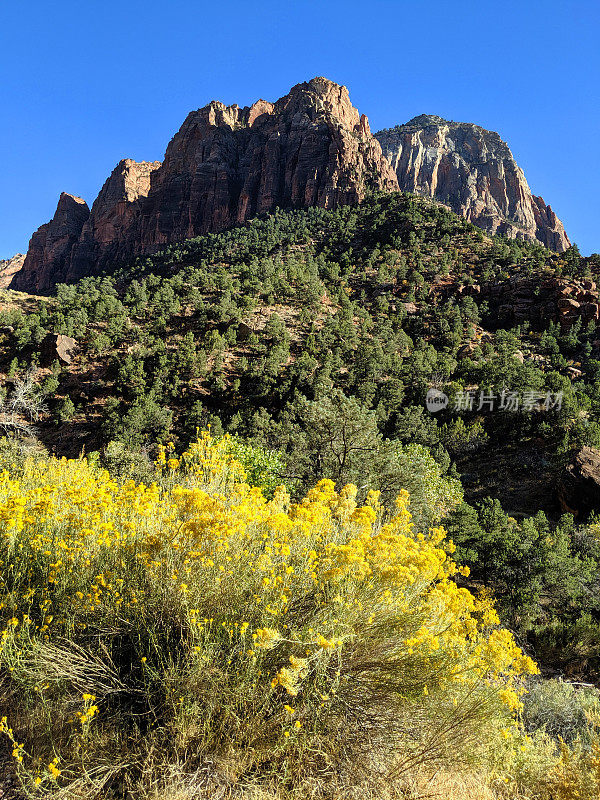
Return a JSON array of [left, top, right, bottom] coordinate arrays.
[[1, 194, 600, 797], [0, 432, 598, 799]]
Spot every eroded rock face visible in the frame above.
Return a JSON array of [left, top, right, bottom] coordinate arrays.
[[14, 78, 398, 292], [0, 254, 25, 289], [559, 446, 600, 517], [136, 78, 397, 249], [436, 275, 600, 329], [375, 115, 570, 252], [12, 194, 90, 293], [68, 159, 161, 282]]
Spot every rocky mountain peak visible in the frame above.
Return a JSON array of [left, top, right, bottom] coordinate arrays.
[[274, 77, 362, 130], [12, 193, 90, 292], [13, 78, 397, 292], [97, 159, 161, 206], [10, 79, 571, 293], [402, 113, 447, 128], [375, 117, 569, 251], [52, 193, 90, 231]]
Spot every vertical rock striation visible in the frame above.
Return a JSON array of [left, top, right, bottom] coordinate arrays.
[[13, 78, 397, 292], [375, 115, 570, 252], [136, 77, 397, 250]]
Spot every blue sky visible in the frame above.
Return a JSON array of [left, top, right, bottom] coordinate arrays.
[[1, 0, 598, 258]]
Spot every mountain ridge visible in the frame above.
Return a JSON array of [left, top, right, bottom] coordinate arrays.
[[10, 77, 570, 293]]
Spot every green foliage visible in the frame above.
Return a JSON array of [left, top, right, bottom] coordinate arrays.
[[219, 435, 286, 498], [57, 396, 75, 423], [3, 191, 600, 687]]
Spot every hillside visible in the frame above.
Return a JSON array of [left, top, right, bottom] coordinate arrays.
[[0, 193, 593, 500], [2, 192, 600, 682], [2, 187, 600, 800]]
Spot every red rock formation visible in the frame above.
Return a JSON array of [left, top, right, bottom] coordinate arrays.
[[68, 159, 160, 282], [12, 194, 90, 292], [14, 78, 398, 292], [375, 115, 570, 252], [135, 78, 397, 251], [12, 80, 573, 293]]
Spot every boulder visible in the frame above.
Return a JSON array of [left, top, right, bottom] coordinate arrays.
[[236, 322, 255, 342], [558, 446, 600, 517], [40, 333, 77, 366], [582, 302, 600, 320]]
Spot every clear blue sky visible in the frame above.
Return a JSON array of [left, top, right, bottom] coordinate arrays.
[[1, 0, 598, 259]]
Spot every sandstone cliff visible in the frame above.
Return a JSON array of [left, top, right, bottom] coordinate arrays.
[[0, 254, 25, 289], [67, 159, 161, 284], [14, 78, 397, 292], [375, 115, 570, 252], [137, 77, 397, 250], [12, 194, 90, 293], [12, 84, 572, 293]]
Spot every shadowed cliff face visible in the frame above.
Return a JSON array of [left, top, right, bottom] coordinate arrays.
[[375, 115, 570, 252], [135, 78, 397, 250], [13, 78, 398, 293], [0, 254, 25, 288], [12, 193, 91, 293]]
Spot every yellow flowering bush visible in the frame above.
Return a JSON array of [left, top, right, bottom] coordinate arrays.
[[0, 432, 539, 798]]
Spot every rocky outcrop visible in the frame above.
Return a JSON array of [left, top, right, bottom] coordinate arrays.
[[12, 194, 90, 293], [439, 275, 600, 329], [68, 159, 161, 282], [532, 195, 571, 253], [0, 254, 25, 289], [40, 333, 77, 366], [559, 446, 600, 517], [135, 78, 397, 250], [13, 78, 398, 293], [375, 115, 570, 252]]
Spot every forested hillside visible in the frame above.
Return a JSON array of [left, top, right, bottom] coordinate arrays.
[[2, 193, 597, 483], [2, 193, 600, 797]]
